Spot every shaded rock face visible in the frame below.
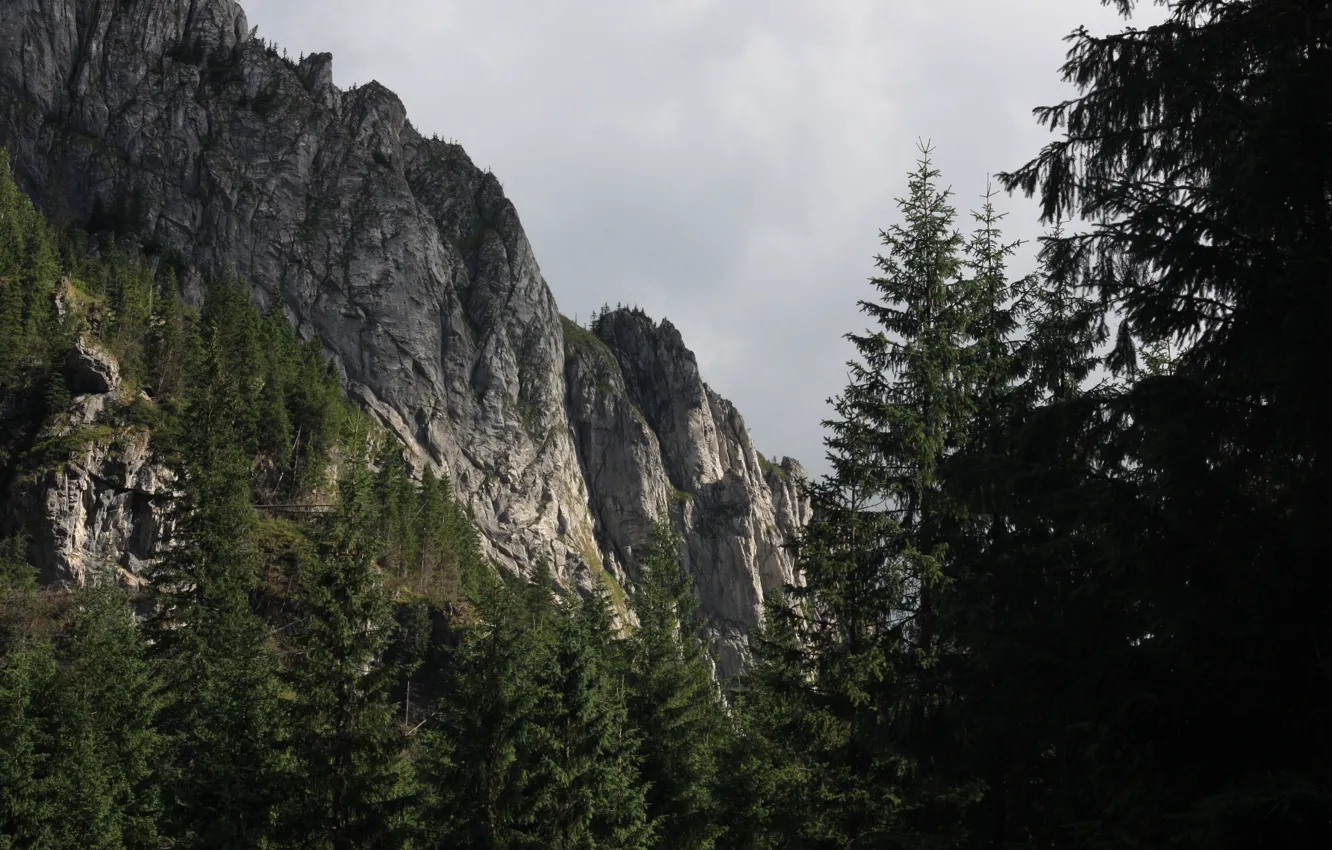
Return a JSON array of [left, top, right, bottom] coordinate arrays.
[[66, 336, 121, 395], [0, 0, 808, 676]]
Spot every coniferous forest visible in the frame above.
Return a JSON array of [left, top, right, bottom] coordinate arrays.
[[2, 1, 1330, 847]]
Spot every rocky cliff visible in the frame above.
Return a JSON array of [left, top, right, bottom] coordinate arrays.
[[0, 0, 808, 675], [10, 336, 174, 589]]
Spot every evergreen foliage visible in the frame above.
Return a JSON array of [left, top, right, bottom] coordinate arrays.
[[1, 582, 161, 849], [624, 520, 727, 850], [985, 1, 1332, 845], [0, 148, 505, 848], [416, 573, 653, 849], [144, 281, 290, 849], [282, 438, 413, 849], [720, 595, 851, 850]]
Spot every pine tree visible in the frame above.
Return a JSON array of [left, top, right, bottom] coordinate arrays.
[[287, 336, 344, 495], [774, 141, 978, 846], [416, 467, 451, 596], [283, 436, 412, 849], [144, 269, 190, 402], [0, 149, 59, 390], [1012, 220, 1105, 406], [0, 538, 56, 850], [721, 593, 862, 850], [535, 591, 653, 850], [47, 582, 163, 849], [624, 520, 727, 850], [414, 575, 562, 849], [417, 576, 652, 849], [147, 318, 290, 848], [102, 254, 154, 381], [2, 579, 163, 850], [373, 444, 420, 581], [991, 2, 1332, 846], [192, 267, 265, 451], [0, 633, 60, 849], [931, 211, 1101, 850], [959, 179, 1026, 457]]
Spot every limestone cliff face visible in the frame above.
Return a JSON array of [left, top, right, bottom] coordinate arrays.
[[0, 0, 808, 675], [7, 341, 174, 589], [566, 310, 809, 672]]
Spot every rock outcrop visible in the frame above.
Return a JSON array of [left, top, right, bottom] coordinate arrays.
[[21, 428, 171, 589], [7, 356, 174, 589], [567, 310, 810, 671], [0, 0, 808, 675], [66, 336, 121, 395]]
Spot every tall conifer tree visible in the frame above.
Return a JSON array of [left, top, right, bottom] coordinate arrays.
[[146, 315, 290, 848], [776, 140, 979, 847], [283, 436, 412, 849], [625, 520, 727, 850], [417, 575, 651, 849], [2, 574, 162, 850], [990, 2, 1332, 845]]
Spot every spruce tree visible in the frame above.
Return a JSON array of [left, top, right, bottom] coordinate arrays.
[[535, 591, 653, 850], [373, 445, 420, 582], [0, 149, 60, 391], [991, 2, 1332, 846], [0, 544, 57, 850], [1012, 220, 1106, 406], [959, 180, 1026, 456], [0, 635, 58, 850], [147, 318, 290, 848], [624, 520, 727, 850], [283, 436, 412, 849], [776, 141, 978, 846], [417, 576, 652, 849], [144, 269, 190, 403], [46, 582, 163, 850], [417, 467, 452, 598], [722, 594, 856, 850], [415, 575, 562, 849], [2, 579, 162, 850], [931, 206, 1089, 850]]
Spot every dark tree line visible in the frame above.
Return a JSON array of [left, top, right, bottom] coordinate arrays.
[[724, 1, 1332, 848]]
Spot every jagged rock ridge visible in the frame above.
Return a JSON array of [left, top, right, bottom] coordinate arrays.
[[0, 0, 809, 675]]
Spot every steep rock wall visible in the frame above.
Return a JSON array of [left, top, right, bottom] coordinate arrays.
[[0, 0, 808, 675]]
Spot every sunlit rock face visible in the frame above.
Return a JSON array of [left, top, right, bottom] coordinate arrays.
[[567, 310, 810, 674], [0, 0, 808, 677]]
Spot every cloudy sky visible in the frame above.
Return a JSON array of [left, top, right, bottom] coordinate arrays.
[[241, 0, 1164, 480]]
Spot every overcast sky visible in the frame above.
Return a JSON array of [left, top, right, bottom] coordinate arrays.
[[241, 0, 1164, 481]]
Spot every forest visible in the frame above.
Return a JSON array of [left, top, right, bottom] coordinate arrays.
[[2, 0, 1329, 847]]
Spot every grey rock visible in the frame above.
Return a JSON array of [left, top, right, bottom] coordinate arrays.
[[14, 426, 173, 588], [0, 0, 809, 675], [6, 342, 173, 587], [569, 311, 811, 677], [69, 392, 109, 426], [66, 336, 121, 395]]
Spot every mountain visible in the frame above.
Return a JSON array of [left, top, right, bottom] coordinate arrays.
[[0, 0, 807, 675]]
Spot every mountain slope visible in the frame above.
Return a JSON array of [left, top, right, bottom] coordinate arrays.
[[0, 0, 807, 674]]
